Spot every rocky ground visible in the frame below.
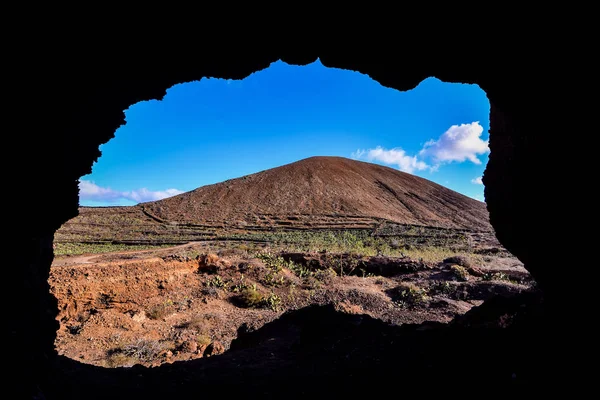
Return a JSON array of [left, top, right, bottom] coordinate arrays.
[[49, 241, 533, 369]]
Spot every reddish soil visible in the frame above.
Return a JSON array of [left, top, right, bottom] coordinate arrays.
[[49, 242, 531, 368], [142, 156, 492, 231]]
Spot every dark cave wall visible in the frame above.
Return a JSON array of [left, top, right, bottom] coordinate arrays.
[[14, 48, 545, 395]]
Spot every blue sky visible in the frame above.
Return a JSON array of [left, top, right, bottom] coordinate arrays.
[[79, 59, 490, 206]]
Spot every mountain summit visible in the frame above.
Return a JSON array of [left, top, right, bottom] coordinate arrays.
[[141, 156, 491, 231]]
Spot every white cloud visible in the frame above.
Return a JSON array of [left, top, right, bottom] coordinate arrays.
[[471, 176, 483, 185], [351, 146, 430, 174], [352, 121, 490, 177], [78, 180, 123, 202], [123, 187, 185, 203], [350, 149, 366, 159], [419, 121, 489, 165], [79, 180, 184, 204]]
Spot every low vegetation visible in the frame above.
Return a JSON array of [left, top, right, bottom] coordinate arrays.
[[146, 301, 173, 320], [389, 283, 430, 308], [54, 242, 171, 256], [50, 232, 533, 369], [51, 210, 529, 369], [54, 204, 500, 263]]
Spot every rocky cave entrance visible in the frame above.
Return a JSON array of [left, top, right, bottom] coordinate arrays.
[[48, 60, 534, 371], [14, 42, 560, 398]]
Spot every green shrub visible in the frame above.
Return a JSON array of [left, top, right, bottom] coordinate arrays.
[[482, 271, 509, 281], [206, 275, 228, 290], [429, 280, 457, 296], [236, 287, 265, 308], [197, 334, 212, 347], [450, 265, 469, 281], [264, 292, 282, 311], [235, 287, 282, 311], [314, 268, 337, 284], [391, 283, 429, 307]]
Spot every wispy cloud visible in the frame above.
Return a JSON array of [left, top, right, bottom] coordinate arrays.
[[352, 121, 489, 174], [351, 147, 430, 174], [79, 180, 184, 204], [471, 176, 483, 185], [419, 121, 489, 165]]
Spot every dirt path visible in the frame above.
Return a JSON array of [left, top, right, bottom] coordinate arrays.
[[51, 242, 202, 267]]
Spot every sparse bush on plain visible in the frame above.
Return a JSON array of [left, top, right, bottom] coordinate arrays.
[[482, 271, 510, 281], [389, 282, 429, 307], [234, 287, 282, 311], [236, 287, 265, 308], [201, 286, 220, 298], [429, 280, 457, 296], [443, 255, 472, 268], [106, 338, 168, 367], [450, 265, 469, 282], [258, 251, 314, 279], [105, 352, 136, 368], [206, 275, 228, 290], [263, 271, 287, 287], [231, 274, 253, 292], [147, 301, 173, 320], [263, 292, 282, 311], [181, 316, 208, 332], [197, 334, 212, 347], [121, 338, 166, 362], [314, 268, 337, 284]]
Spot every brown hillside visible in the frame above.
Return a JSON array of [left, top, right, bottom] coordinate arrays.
[[141, 156, 491, 231]]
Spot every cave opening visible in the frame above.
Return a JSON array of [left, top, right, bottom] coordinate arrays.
[[9, 38, 560, 398], [47, 59, 534, 372]]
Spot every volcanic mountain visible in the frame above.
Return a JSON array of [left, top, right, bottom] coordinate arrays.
[[140, 156, 491, 232]]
